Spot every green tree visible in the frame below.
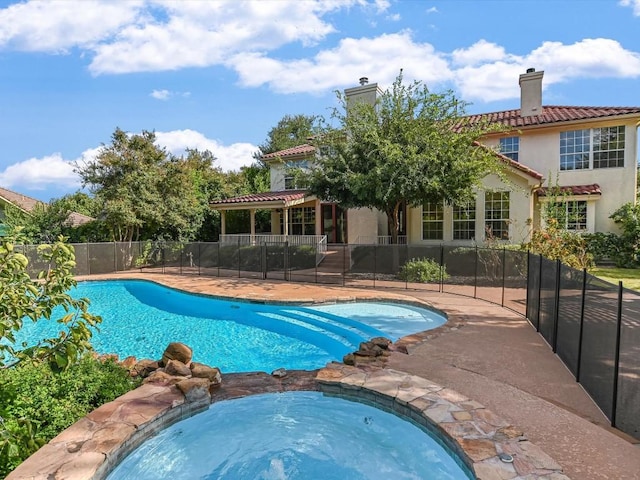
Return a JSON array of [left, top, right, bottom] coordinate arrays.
[[256, 114, 319, 156], [303, 72, 503, 243], [76, 128, 221, 242], [0, 237, 101, 370]]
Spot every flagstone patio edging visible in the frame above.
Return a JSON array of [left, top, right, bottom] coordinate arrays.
[[7, 364, 569, 480]]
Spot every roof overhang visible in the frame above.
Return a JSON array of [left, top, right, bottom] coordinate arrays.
[[210, 190, 316, 211]]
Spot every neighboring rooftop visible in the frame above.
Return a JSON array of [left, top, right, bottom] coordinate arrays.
[[535, 183, 602, 197], [0, 186, 94, 226], [261, 144, 316, 161]]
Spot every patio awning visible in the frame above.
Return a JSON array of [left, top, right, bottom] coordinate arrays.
[[210, 189, 316, 210]]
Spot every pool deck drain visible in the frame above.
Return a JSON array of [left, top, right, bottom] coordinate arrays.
[[9, 273, 640, 479]]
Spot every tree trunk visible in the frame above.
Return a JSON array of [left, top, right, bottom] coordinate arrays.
[[387, 201, 402, 244]]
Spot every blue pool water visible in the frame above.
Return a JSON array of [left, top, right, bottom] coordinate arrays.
[[106, 391, 471, 480], [17, 280, 446, 372]]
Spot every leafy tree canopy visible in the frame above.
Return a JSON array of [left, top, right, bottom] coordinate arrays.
[[76, 128, 224, 242], [303, 71, 504, 242], [256, 114, 320, 156], [0, 236, 101, 371]]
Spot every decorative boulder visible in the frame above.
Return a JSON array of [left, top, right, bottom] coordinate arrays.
[[177, 378, 211, 403], [191, 363, 222, 384], [132, 359, 160, 378], [370, 337, 392, 349], [165, 359, 192, 377], [161, 342, 193, 367], [143, 370, 183, 386]]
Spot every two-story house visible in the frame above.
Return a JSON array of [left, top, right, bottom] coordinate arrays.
[[211, 70, 640, 247]]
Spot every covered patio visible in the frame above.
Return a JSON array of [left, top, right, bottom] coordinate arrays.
[[210, 189, 327, 249]]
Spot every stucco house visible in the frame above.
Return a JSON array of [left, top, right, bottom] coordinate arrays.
[[0, 186, 93, 237], [211, 69, 640, 248]]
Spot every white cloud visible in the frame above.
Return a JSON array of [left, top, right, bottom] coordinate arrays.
[[229, 31, 453, 94], [151, 89, 171, 100], [451, 40, 509, 67], [452, 38, 640, 102], [88, 0, 344, 75], [155, 130, 257, 172], [0, 154, 80, 190], [0, 0, 143, 52], [426, 6, 438, 14], [0, 129, 255, 192], [619, 0, 640, 16]]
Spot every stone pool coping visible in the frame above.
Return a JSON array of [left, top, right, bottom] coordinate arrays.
[[7, 364, 569, 480]]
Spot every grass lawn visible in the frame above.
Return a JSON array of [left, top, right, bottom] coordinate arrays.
[[590, 267, 640, 291]]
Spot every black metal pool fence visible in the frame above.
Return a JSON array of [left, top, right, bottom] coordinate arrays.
[[17, 241, 640, 440]]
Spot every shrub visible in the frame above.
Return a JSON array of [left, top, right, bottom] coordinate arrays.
[[397, 257, 448, 283], [0, 355, 140, 477], [522, 218, 593, 270]]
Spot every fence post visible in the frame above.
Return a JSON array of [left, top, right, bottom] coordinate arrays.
[[439, 244, 444, 293], [576, 268, 587, 382], [180, 245, 183, 275], [501, 247, 506, 307], [198, 242, 201, 276], [611, 281, 624, 428], [87, 242, 91, 275], [162, 245, 166, 274], [342, 244, 346, 287], [525, 250, 530, 319], [113, 242, 117, 273], [262, 242, 267, 280], [552, 259, 561, 352], [536, 254, 543, 332], [284, 241, 289, 281], [405, 242, 409, 290], [373, 243, 377, 288], [474, 246, 478, 299], [237, 237, 241, 278], [217, 242, 220, 278]]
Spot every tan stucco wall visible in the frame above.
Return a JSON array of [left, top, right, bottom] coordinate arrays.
[[406, 172, 535, 246], [346, 207, 379, 243], [270, 163, 286, 191], [485, 118, 638, 234]]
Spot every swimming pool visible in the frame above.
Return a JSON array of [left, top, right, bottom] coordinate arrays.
[[106, 391, 472, 480], [17, 280, 446, 372]]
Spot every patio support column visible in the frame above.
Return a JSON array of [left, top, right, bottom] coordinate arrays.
[[250, 208, 256, 244], [220, 210, 227, 235], [283, 207, 289, 236]]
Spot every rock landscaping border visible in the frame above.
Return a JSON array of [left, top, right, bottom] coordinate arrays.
[[8, 360, 569, 480]]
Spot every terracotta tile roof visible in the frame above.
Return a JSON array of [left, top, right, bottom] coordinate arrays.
[[535, 184, 602, 197], [465, 106, 640, 129], [211, 189, 308, 205], [0, 186, 42, 212], [66, 212, 95, 226], [0, 186, 94, 225], [473, 142, 544, 180], [262, 144, 316, 160]]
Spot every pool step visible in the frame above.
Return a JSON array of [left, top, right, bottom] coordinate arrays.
[[283, 308, 388, 341]]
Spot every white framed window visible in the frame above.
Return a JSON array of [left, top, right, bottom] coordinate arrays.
[[284, 206, 315, 235], [593, 126, 625, 169], [484, 192, 510, 240], [550, 200, 587, 231], [560, 126, 625, 171], [453, 202, 476, 240], [499, 137, 519, 161], [422, 202, 443, 240]]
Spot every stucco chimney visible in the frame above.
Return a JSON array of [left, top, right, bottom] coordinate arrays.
[[519, 68, 544, 117], [344, 77, 381, 113]]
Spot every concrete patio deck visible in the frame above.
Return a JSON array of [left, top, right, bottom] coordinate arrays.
[[64, 273, 640, 478]]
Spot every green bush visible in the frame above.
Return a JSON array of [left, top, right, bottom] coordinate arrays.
[[0, 355, 140, 477], [397, 257, 448, 283]]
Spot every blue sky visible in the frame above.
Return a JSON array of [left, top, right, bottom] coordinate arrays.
[[0, 0, 639, 202]]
